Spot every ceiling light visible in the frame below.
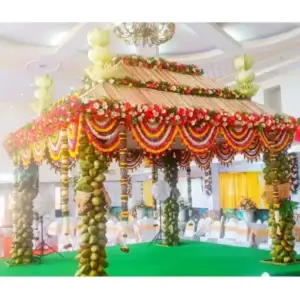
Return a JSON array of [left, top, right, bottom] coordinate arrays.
[[50, 31, 68, 46], [29, 83, 34, 87], [20, 93, 24, 96], [9, 105, 13, 109]]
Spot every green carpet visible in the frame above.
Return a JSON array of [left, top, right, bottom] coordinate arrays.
[[1, 241, 300, 276]]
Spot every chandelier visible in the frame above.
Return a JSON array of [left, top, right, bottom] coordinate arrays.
[[114, 23, 175, 47]]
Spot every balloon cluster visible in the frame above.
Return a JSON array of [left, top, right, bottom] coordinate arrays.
[[85, 28, 122, 83], [30, 75, 54, 116], [234, 54, 259, 97]]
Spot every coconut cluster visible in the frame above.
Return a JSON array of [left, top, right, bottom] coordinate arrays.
[[75, 135, 109, 276], [269, 209, 296, 264], [10, 167, 36, 265], [264, 152, 296, 264], [163, 153, 180, 246], [263, 151, 290, 185]]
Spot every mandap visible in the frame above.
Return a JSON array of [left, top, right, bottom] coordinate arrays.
[[3, 28, 300, 276]]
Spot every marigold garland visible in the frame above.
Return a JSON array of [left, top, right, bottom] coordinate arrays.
[[3, 97, 298, 157]]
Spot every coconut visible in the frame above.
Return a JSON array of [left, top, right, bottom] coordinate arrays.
[[89, 168, 97, 178], [89, 235, 98, 245], [90, 261, 98, 270], [94, 174, 105, 183], [91, 196, 102, 206], [88, 225, 98, 235], [91, 181, 100, 189]]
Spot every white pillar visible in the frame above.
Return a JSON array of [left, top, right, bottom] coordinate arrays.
[[211, 163, 220, 210], [135, 45, 159, 57]]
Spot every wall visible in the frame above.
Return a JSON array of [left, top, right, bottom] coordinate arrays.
[[252, 68, 300, 117]]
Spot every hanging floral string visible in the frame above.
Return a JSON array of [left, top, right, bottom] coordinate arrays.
[[204, 167, 212, 196], [60, 129, 72, 249], [186, 166, 192, 217], [288, 153, 299, 194], [127, 175, 132, 198]]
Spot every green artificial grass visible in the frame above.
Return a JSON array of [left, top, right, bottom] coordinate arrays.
[[1, 241, 300, 276]]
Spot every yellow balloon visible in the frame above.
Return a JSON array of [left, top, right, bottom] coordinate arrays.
[[88, 48, 107, 64], [237, 70, 255, 84], [34, 89, 53, 102], [234, 55, 254, 71], [89, 47, 112, 64], [87, 29, 110, 48], [35, 75, 53, 89]]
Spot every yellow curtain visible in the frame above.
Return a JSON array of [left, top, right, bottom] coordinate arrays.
[[219, 172, 263, 209], [143, 180, 154, 207]]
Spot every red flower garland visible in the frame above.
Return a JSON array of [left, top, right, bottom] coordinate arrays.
[[3, 97, 299, 155], [114, 55, 204, 76]]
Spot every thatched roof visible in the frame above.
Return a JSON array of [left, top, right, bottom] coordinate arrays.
[[4, 56, 297, 157], [82, 62, 279, 116]]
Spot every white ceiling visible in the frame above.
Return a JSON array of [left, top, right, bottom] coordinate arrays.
[[1, 22, 300, 180], [1, 22, 300, 105]]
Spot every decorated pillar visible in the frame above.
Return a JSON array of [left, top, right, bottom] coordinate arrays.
[[119, 120, 129, 222], [263, 149, 297, 264], [60, 129, 71, 248], [186, 166, 192, 218], [75, 133, 109, 276], [118, 121, 130, 251], [163, 152, 180, 246], [152, 166, 158, 217], [10, 160, 39, 266]]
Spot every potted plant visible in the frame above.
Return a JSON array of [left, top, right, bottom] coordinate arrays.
[[238, 197, 257, 224]]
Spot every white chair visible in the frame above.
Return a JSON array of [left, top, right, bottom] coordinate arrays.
[[106, 219, 118, 246], [235, 220, 248, 243], [184, 221, 195, 239], [251, 223, 268, 245], [203, 217, 213, 239], [115, 220, 142, 245], [137, 218, 158, 242], [195, 218, 206, 237], [210, 220, 222, 239], [223, 218, 238, 241]]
